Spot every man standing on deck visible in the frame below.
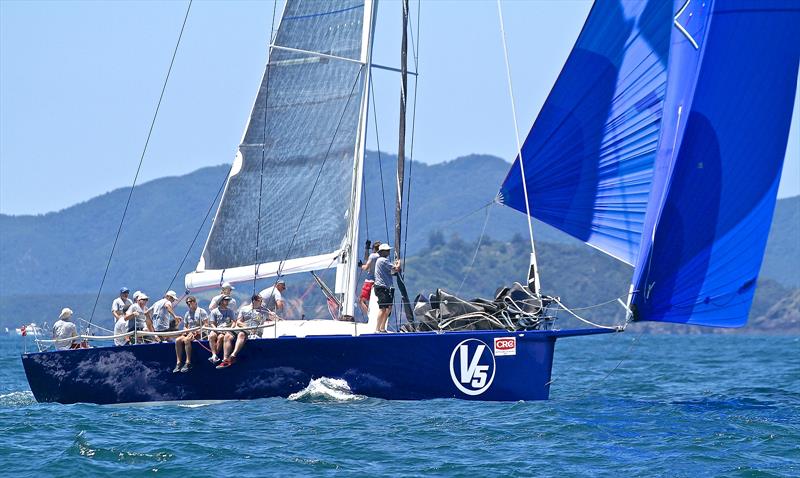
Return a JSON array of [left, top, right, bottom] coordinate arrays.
[[112, 287, 132, 327], [373, 243, 401, 333], [207, 295, 235, 364], [358, 241, 381, 315], [151, 291, 183, 339], [125, 293, 154, 343], [210, 282, 238, 312], [258, 280, 286, 315]]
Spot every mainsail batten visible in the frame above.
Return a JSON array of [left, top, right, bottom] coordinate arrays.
[[631, 0, 800, 327], [187, 0, 369, 291], [498, 0, 672, 267]]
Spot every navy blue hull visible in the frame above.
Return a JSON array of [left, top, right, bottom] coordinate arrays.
[[21, 329, 614, 404]]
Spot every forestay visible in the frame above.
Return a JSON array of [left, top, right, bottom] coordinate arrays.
[[631, 0, 800, 327], [498, 0, 671, 266], [187, 0, 368, 291]]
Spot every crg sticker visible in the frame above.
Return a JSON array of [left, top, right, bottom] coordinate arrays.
[[494, 337, 516, 356], [449, 339, 496, 396]]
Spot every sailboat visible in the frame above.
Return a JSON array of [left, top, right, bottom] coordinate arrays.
[[21, 0, 799, 404]]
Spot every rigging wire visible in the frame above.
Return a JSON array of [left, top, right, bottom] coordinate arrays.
[[551, 296, 626, 331], [252, 0, 280, 297], [369, 75, 391, 243], [456, 204, 493, 296], [549, 329, 644, 400], [434, 200, 494, 230], [164, 166, 232, 294], [361, 164, 370, 242], [88, 0, 193, 326], [495, 0, 540, 294]]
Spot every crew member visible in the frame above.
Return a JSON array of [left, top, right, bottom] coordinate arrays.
[[373, 243, 401, 333], [210, 282, 238, 312], [358, 241, 381, 315], [217, 294, 269, 369], [114, 304, 131, 346], [112, 287, 132, 327], [125, 293, 154, 343], [258, 280, 286, 314], [207, 295, 235, 364], [53, 308, 78, 350], [151, 290, 182, 339], [174, 296, 207, 372]]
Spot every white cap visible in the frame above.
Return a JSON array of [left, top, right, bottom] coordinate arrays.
[[59, 308, 73, 320], [378, 243, 392, 251], [133, 290, 142, 300], [138, 293, 149, 300], [165, 290, 178, 300], [222, 282, 235, 290]]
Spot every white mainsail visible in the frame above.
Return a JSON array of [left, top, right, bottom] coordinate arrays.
[[186, 0, 376, 310]]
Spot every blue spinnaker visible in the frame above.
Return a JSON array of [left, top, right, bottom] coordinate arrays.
[[631, 0, 800, 327], [499, 0, 671, 265]]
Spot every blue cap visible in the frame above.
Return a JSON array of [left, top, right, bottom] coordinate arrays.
[[120, 287, 130, 294]]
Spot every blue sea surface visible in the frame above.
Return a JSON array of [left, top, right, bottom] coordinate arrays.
[[1, 334, 798, 477]]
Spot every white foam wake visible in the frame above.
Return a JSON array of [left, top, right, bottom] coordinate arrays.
[[0, 391, 36, 407], [288, 377, 365, 402]]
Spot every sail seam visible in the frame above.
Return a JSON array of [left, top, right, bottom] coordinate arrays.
[[275, 65, 367, 278]]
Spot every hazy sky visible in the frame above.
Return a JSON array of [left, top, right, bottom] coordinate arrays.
[[1, 0, 798, 215]]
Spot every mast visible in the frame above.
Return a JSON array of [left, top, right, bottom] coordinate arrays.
[[339, 0, 378, 318], [394, 0, 409, 261]]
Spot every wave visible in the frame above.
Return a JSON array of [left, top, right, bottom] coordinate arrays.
[[288, 377, 365, 403], [0, 391, 35, 407]]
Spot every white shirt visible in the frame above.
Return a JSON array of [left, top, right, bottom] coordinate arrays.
[[258, 286, 283, 311], [151, 298, 175, 331], [52, 319, 77, 350], [183, 307, 208, 329], [113, 318, 128, 346], [210, 294, 237, 312], [128, 303, 149, 330], [112, 297, 132, 321], [238, 303, 267, 325]]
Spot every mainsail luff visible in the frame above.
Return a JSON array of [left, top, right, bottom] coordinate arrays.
[[186, 0, 370, 291]]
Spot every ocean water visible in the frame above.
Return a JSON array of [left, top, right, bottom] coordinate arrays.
[[1, 334, 798, 477]]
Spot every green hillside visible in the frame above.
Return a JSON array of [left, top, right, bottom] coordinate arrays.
[[3, 234, 795, 334], [1, 155, 797, 333], [762, 195, 800, 287]]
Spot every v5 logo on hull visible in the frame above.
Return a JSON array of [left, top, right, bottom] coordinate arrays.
[[449, 339, 496, 396]]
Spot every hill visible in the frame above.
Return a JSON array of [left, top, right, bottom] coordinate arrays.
[[762, 195, 800, 287], [0, 153, 574, 297], [1, 154, 797, 332], [4, 233, 794, 334]]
